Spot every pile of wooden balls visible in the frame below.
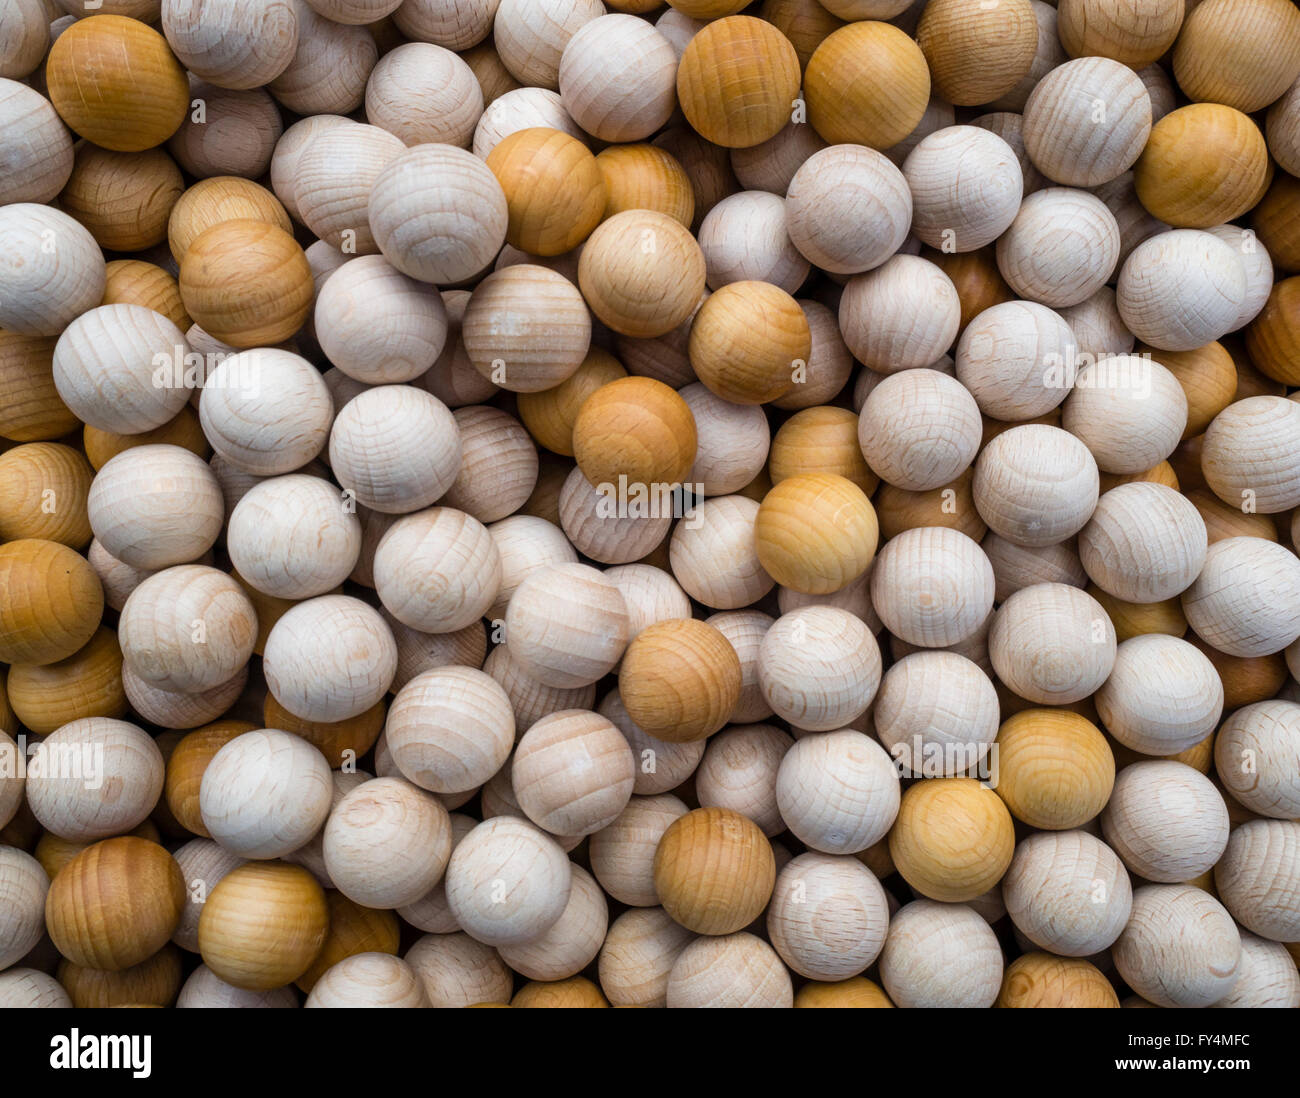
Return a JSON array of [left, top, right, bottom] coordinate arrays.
[[3, 0, 1300, 1011]]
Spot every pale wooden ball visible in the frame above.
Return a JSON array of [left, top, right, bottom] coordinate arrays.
[[293, 123, 404, 255], [729, 119, 826, 198], [268, 2, 376, 116], [858, 370, 981, 492], [226, 474, 361, 601], [494, 0, 606, 91], [161, 0, 299, 91], [0, 79, 75, 206], [990, 582, 1116, 704], [997, 187, 1120, 308], [1078, 482, 1207, 603], [955, 300, 1077, 421], [0, 851, 47, 969], [1002, 829, 1132, 956], [87, 445, 223, 570], [306, 953, 429, 1009], [679, 386, 768, 495], [605, 564, 691, 645], [665, 932, 793, 1008], [25, 718, 163, 841], [838, 255, 960, 374], [0, 969, 72, 1009], [870, 527, 995, 648], [1214, 931, 1300, 1009], [757, 607, 881, 732], [972, 425, 1100, 548], [472, 86, 585, 159], [328, 385, 462, 514], [505, 562, 629, 687], [775, 729, 900, 854], [486, 514, 579, 621], [1095, 633, 1224, 754], [198, 729, 332, 860], [513, 709, 635, 836], [598, 689, 706, 798], [262, 594, 397, 722], [366, 42, 482, 149], [767, 852, 889, 981], [557, 465, 673, 565], [497, 863, 609, 982], [597, 906, 694, 1008], [1202, 395, 1300, 515], [1181, 536, 1300, 657], [1023, 56, 1152, 188], [1062, 356, 1188, 475], [1113, 884, 1241, 1008], [403, 930, 513, 1007], [874, 651, 999, 778], [558, 14, 677, 142], [1117, 229, 1247, 351], [589, 793, 689, 906], [694, 611, 769, 725], [485, 643, 596, 737], [270, 115, 352, 225], [1215, 700, 1300, 820], [0, 0, 48, 80], [443, 406, 538, 523], [1267, 78, 1300, 178], [1060, 287, 1135, 363], [167, 83, 283, 181], [693, 723, 789, 835], [1214, 819, 1300, 942], [696, 191, 809, 294], [669, 494, 775, 609], [785, 144, 912, 276], [443, 815, 573, 946], [879, 899, 1003, 1008], [903, 126, 1023, 251], [0, 203, 106, 337], [386, 667, 514, 795], [322, 776, 453, 909]]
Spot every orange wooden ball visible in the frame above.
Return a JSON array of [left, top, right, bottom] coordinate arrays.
[[595, 144, 694, 227], [573, 376, 698, 490], [486, 128, 606, 257], [768, 406, 877, 495], [993, 708, 1116, 830], [163, 721, 256, 838], [295, 891, 400, 993], [0, 442, 93, 548], [1252, 170, 1300, 272], [45, 15, 189, 152], [45, 837, 186, 972], [1134, 104, 1270, 229], [83, 407, 210, 472], [997, 952, 1121, 1008], [262, 694, 386, 769], [59, 145, 184, 253], [1246, 277, 1300, 386], [179, 219, 313, 349], [653, 806, 775, 934], [58, 946, 183, 1008], [101, 260, 191, 332], [618, 618, 743, 743], [517, 348, 627, 456], [924, 247, 1016, 333], [754, 473, 879, 595], [676, 16, 801, 150], [1172, 0, 1300, 115], [688, 280, 810, 405], [167, 177, 293, 265], [6, 626, 127, 736], [197, 861, 329, 990], [1058, 0, 1185, 68], [0, 331, 78, 444], [888, 777, 1015, 903], [511, 976, 610, 1007], [917, 0, 1039, 107], [795, 976, 894, 1008], [804, 21, 930, 149], [0, 539, 103, 666]]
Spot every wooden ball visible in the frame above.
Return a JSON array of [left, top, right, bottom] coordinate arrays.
[[179, 219, 312, 350], [870, 526, 994, 648], [365, 42, 481, 149], [784, 145, 910, 276], [692, 722, 787, 833], [990, 582, 1116, 704], [57, 945, 183, 1008], [440, 406, 537, 523], [291, 123, 403, 255], [1173, 0, 1300, 114], [973, 425, 1100, 548], [0, 847, 47, 970], [994, 708, 1114, 829], [676, 16, 799, 150], [1002, 829, 1132, 956], [589, 794, 689, 906], [858, 370, 982, 492], [688, 280, 808, 405], [0, 331, 77, 443], [558, 15, 677, 143], [1202, 395, 1300, 514], [0, 0, 48, 81], [804, 21, 929, 149], [917, 0, 1038, 107], [321, 776, 453, 909], [889, 777, 1014, 902], [838, 255, 961, 373], [0, 442, 92, 548], [1023, 57, 1151, 188], [518, 349, 626, 457], [472, 86, 584, 158], [572, 376, 697, 491], [595, 144, 693, 226], [494, 0, 604, 90], [5, 626, 125, 735], [1268, 77, 1300, 177], [558, 464, 673, 565], [653, 806, 774, 935], [1135, 104, 1269, 229], [1102, 759, 1229, 881], [1214, 819, 1300, 942], [0, 79, 73, 206], [794, 977, 893, 1009], [443, 815, 572, 946], [767, 852, 888, 980], [598, 689, 705, 796], [757, 607, 880, 732], [61, 144, 183, 253], [667, 494, 771, 608], [879, 899, 1003, 1008], [1063, 356, 1188, 475], [164, 722, 252, 838], [678, 384, 768, 495], [0, 968, 72, 1009], [730, 118, 828, 198], [46, 15, 187, 152], [160, 0, 299, 91], [0, 204, 106, 337], [268, 2, 376, 114], [1114, 884, 1241, 1008], [100, 260, 190, 332], [597, 906, 694, 1008], [769, 406, 872, 493], [955, 300, 1076, 421], [578, 211, 705, 339], [903, 126, 1022, 252], [775, 729, 899, 854], [754, 473, 877, 595], [997, 953, 1119, 1008], [497, 863, 608, 981], [262, 595, 396, 723], [403, 929, 513, 1006], [666, 932, 792, 1008], [167, 83, 282, 181], [1246, 277, 1300, 386], [617, 619, 741, 743], [462, 265, 591, 392], [1214, 931, 1300, 1009], [512, 710, 635, 836], [485, 514, 578, 622], [198, 861, 328, 990], [1057, 0, 1183, 66], [997, 187, 1120, 309], [1182, 536, 1300, 657], [166, 176, 291, 265], [1078, 483, 1207, 603], [487, 128, 604, 257], [1215, 700, 1300, 820], [305, 953, 426, 1008], [0, 538, 103, 666]]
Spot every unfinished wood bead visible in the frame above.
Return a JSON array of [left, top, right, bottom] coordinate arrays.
[[513, 710, 635, 835], [168, 84, 282, 181], [1063, 356, 1188, 474], [1215, 700, 1300, 820], [61, 145, 183, 253], [1102, 759, 1228, 881], [917, 0, 1038, 108], [161, 0, 299, 91], [1057, 0, 1183, 66], [596, 143, 694, 225], [858, 370, 981, 492], [991, 583, 1116, 704], [1182, 536, 1300, 657], [1202, 395, 1300, 514], [0, 442, 91, 548], [0, 204, 106, 337], [880, 899, 1003, 1008], [693, 723, 788, 835], [1214, 819, 1300, 942], [775, 730, 899, 854], [558, 15, 677, 143], [955, 300, 1077, 421], [0, 539, 102, 666], [0, 847, 47, 970], [697, 191, 809, 294], [838, 255, 960, 374], [666, 932, 792, 1008], [997, 187, 1120, 308], [767, 853, 889, 980], [904, 126, 1022, 251], [0, 79, 72, 206], [870, 527, 994, 648], [997, 953, 1119, 1008], [589, 794, 689, 906], [889, 778, 1014, 902], [598, 906, 694, 1007], [506, 562, 629, 687], [653, 806, 774, 934], [1078, 483, 1207, 602], [269, 2, 376, 115]]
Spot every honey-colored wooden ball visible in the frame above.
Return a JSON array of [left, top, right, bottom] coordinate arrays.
[[1057, 0, 1183, 67], [166, 176, 292, 266], [1246, 277, 1300, 386], [653, 806, 774, 935], [60, 144, 183, 254], [1134, 105, 1268, 230], [994, 708, 1115, 829], [486, 128, 605, 258], [793, 977, 894, 1009], [0, 331, 77, 444], [676, 16, 800, 150], [578, 211, 706, 339], [618, 619, 742, 744], [44, 837, 184, 972], [1182, 536, 1300, 658], [46, 15, 188, 152], [198, 861, 329, 990], [688, 280, 809, 405], [5, 626, 126, 736], [754, 473, 877, 595], [179, 219, 312, 350], [100, 260, 190, 333], [803, 21, 928, 149], [0, 538, 102, 666], [917, 0, 1039, 107], [595, 144, 693, 227], [518, 349, 626, 457], [572, 376, 697, 492], [57, 946, 183, 1009], [889, 777, 1014, 902], [1173, 0, 1300, 114], [997, 953, 1120, 1008], [0, 442, 92, 548], [880, 899, 1004, 1008], [769, 406, 873, 494]]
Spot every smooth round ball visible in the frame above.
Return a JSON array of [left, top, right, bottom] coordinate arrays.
[[0, 79, 75, 206], [1079, 483, 1207, 603], [775, 730, 899, 855], [665, 932, 793, 1008], [879, 899, 1003, 1008], [0, 539, 103, 667], [487, 128, 605, 257], [904, 126, 1022, 250], [1215, 700, 1300, 820], [1202, 396, 1300, 514], [558, 15, 677, 143], [618, 619, 742, 744], [754, 474, 878, 595], [858, 370, 982, 492], [990, 583, 1116, 704], [0, 204, 106, 337], [758, 607, 880, 732], [767, 853, 889, 980], [870, 527, 995, 648], [654, 807, 775, 935], [1214, 820, 1300, 942], [997, 188, 1120, 309], [838, 255, 961, 374], [506, 563, 629, 688], [1102, 760, 1229, 882], [1182, 536, 1300, 658], [573, 375, 698, 490], [917, 0, 1039, 107], [994, 709, 1115, 829], [0, 847, 48, 971]]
